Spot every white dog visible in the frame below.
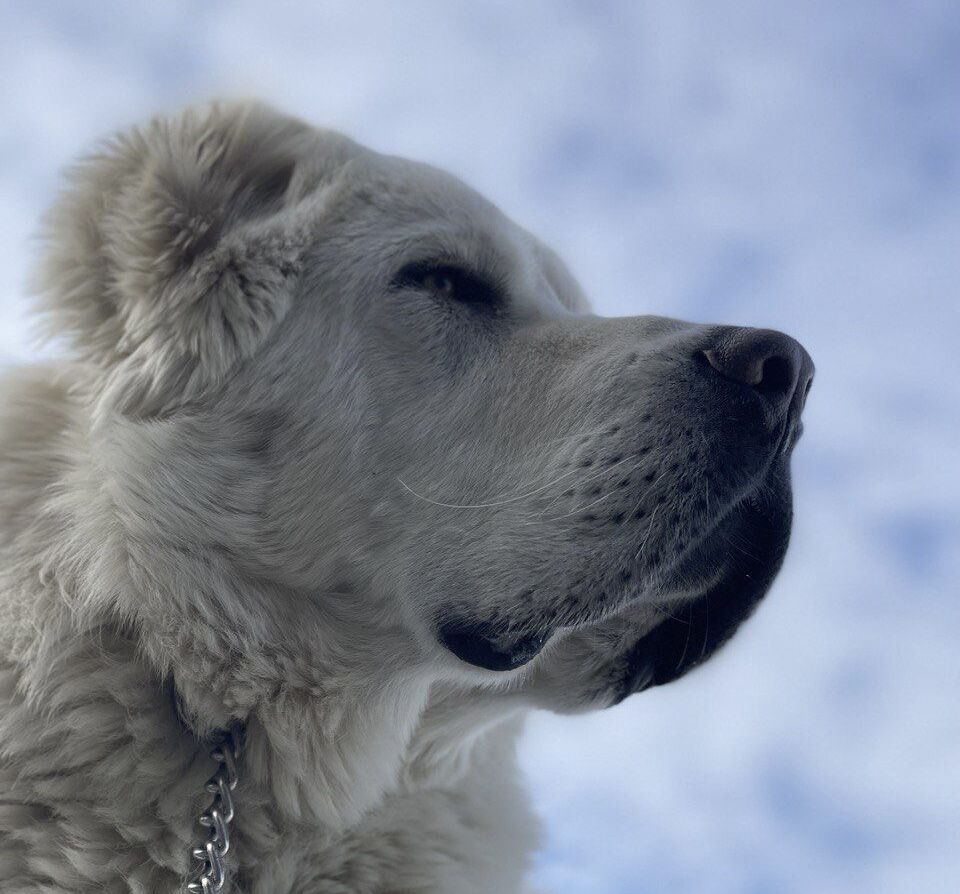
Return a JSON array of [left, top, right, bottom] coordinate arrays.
[[0, 103, 813, 892]]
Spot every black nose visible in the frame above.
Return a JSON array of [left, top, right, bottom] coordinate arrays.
[[703, 327, 814, 417]]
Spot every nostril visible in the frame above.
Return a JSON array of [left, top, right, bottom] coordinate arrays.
[[757, 355, 793, 397], [703, 348, 761, 386]]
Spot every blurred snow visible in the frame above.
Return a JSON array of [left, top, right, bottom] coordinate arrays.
[[1, 2, 957, 891]]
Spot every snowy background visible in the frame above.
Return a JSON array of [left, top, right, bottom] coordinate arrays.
[[1, 2, 957, 892]]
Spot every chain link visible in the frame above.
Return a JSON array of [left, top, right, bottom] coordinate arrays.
[[185, 728, 241, 893]]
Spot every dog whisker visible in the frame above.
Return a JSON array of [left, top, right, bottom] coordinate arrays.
[[396, 465, 581, 510]]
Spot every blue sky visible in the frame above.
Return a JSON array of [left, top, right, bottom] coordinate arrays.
[[1, 3, 957, 891]]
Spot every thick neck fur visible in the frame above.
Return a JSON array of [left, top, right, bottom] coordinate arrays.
[[0, 366, 535, 892], [0, 626, 534, 892]]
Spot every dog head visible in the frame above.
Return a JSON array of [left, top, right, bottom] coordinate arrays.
[[36, 102, 812, 821]]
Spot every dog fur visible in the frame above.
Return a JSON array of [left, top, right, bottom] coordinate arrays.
[[0, 103, 809, 892]]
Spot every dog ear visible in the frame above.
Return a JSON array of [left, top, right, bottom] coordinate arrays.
[[34, 102, 333, 416]]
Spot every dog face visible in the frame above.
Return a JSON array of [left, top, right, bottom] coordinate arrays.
[[253, 132, 812, 703], [39, 104, 812, 726]]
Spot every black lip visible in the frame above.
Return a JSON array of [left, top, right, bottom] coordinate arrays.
[[611, 464, 793, 705], [438, 621, 549, 672]]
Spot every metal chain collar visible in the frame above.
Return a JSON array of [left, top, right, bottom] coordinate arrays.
[[185, 728, 241, 893]]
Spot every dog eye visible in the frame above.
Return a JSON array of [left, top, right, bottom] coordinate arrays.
[[392, 262, 501, 309], [421, 270, 457, 299]]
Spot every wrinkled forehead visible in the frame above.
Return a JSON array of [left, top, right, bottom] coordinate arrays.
[[318, 144, 590, 314]]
